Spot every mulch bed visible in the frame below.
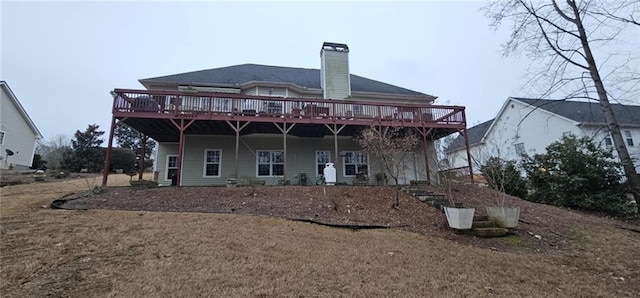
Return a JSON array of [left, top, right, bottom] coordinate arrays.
[[60, 183, 638, 254]]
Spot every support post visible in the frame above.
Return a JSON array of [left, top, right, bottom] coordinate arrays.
[[101, 116, 118, 187], [461, 109, 474, 183], [138, 134, 148, 180], [226, 120, 250, 180], [169, 118, 195, 186], [415, 127, 434, 183], [274, 122, 296, 183], [324, 123, 346, 184]]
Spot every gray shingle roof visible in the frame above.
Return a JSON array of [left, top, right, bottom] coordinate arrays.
[[514, 98, 640, 126], [139, 64, 430, 97], [445, 118, 494, 153]]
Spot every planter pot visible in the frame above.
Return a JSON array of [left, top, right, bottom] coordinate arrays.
[[486, 207, 520, 228], [443, 207, 475, 230]]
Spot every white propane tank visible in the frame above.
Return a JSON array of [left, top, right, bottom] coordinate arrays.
[[324, 163, 337, 185]]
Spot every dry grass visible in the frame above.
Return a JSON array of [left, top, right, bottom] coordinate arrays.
[[1, 174, 639, 297]]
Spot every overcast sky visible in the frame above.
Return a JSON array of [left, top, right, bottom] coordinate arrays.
[[1, 1, 637, 142]]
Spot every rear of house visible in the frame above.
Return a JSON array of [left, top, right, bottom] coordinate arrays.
[[105, 42, 471, 186]]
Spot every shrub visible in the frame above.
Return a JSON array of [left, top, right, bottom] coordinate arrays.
[[109, 148, 137, 173], [480, 157, 528, 199], [521, 135, 631, 214]]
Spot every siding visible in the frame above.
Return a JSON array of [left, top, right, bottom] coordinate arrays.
[[155, 134, 432, 186], [0, 89, 39, 169], [242, 87, 258, 96], [256, 86, 287, 97]]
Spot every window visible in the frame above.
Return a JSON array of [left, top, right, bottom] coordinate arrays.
[[352, 105, 364, 115], [0, 131, 4, 145], [166, 155, 179, 180], [201, 97, 230, 112], [204, 149, 221, 177], [257, 150, 284, 176], [316, 150, 331, 176], [624, 130, 634, 146], [343, 151, 368, 176], [514, 143, 526, 155], [264, 101, 283, 114], [604, 136, 613, 147]]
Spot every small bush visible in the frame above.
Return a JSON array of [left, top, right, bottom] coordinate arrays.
[[480, 157, 528, 199]]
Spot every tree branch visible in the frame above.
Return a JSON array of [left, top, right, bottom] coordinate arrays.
[[551, 0, 577, 23]]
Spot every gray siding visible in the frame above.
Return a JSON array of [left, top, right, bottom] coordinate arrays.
[[155, 134, 439, 186], [0, 88, 39, 169], [241, 87, 258, 96], [256, 86, 287, 97]]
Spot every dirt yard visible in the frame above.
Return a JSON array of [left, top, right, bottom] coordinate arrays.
[[1, 173, 639, 297]]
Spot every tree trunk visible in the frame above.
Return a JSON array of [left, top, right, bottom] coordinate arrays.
[[570, 0, 640, 201], [394, 177, 400, 208]]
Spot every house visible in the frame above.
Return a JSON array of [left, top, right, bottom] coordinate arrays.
[[0, 81, 43, 170], [445, 97, 640, 173], [102, 42, 472, 186]]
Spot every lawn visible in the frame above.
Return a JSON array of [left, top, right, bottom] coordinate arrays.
[[1, 173, 638, 297]]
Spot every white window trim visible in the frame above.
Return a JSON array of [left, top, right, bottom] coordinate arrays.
[[624, 130, 634, 146], [166, 154, 179, 181], [203, 149, 222, 178], [604, 136, 613, 147], [315, 150, 331, 177], [342, 151, 369, 177], [256, 150, 284, 177]]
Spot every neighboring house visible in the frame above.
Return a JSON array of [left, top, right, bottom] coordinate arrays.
[[103, 42, 471, 186], [446, 97, 640, 173], [0, 81, 43, 170]]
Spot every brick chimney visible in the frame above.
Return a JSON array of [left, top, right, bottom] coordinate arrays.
[[320, 42, 351, 100]]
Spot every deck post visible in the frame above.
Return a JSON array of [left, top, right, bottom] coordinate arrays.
[[226, 121, 250, 180], [461, 109, 474, 183], [138, 134, 147, 180], [274, 122, 296, 184], [415, 127, 434, 183], [325, 124, 346, 184], [169, 119, 195, 186], [101, 116, 118, 187]]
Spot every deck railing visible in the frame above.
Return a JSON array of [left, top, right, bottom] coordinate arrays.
[[112, 89, 465, 125]]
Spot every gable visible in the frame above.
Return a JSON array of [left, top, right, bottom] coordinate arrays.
[[0, 81, 42, 139], [445, 118, 494, 153]]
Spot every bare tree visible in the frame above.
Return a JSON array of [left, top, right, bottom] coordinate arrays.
[[484, 0, 640, 200], [357, 126, 419, 208], [35, 134, 72, 170]]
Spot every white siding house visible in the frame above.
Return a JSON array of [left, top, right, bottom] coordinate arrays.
[[446, 97, 640, 173], [0, 81, 43, 170]]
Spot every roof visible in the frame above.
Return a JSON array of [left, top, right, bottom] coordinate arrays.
[[445, 118, 494, 153], [514, 97, 640, 126], [139, 64, 433, 98], [0, 81, 43, 139]]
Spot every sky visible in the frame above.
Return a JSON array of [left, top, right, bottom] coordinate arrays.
[[1, 0, 637, 142]]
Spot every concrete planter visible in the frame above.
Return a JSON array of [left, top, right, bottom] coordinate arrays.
[[486, 207, 520, 228], [443, 207, 475, 230]]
